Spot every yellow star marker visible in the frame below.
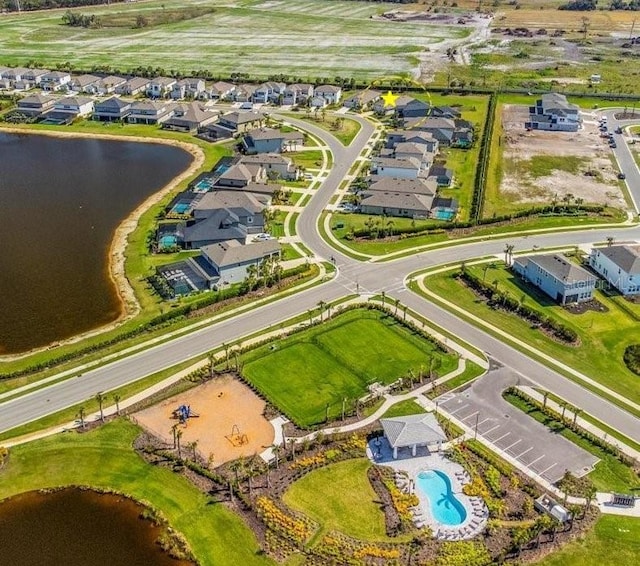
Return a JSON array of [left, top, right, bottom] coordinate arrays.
[[381, 90, 400, 108]]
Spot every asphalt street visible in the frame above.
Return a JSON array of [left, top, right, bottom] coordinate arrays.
[[1, 108, 639, 446]]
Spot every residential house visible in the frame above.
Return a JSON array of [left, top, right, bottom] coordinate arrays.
[[385, 130, 439, 153], [232, 84, 257, 103], [40, 71, 71, 92], [15, 68, 49, 90], [282, 83, 314, 106], [371, 156, 424, 179], [200, 239, 281, 287], [218, 111, 265, 133], [162, 102, 218, 133], [360, 191, 434, 218], [242, 127, 304, 154], [92, 96, 132, 122], [52, 96, 94, 117], [588, 244, 640, 296], [363, 177, 437, 198], [396, 97, 431, 118], [428, 165, 454, 187], [252, 81, 286, 104], [181, 209, 249, 249], [208, 81, 235, 101], [16, 93, 55, 116], [343, 89, 380, 111], [1, 67, 29, 89], [216, 161, 267, 188], [115, 77, 150, 96], [240, 154, 300, 181], [147, 76, 177, 99], [127, 100, 175, 124], [410, 117, 457, 145], [512, 254, 596, 305], [68, 74, 101, 93], [393, 142, 434, 169], [526, 93, 581, 132], [170, 78, 206, 100], [309, 95, 328, 109], [314, 84, 342, 105], [96, 75, 127, 95]]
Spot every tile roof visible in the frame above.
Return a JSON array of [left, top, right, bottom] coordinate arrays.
[[380, 414, 447, 448]]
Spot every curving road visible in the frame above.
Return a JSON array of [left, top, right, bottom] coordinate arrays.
[[1, 111, 640, 444]]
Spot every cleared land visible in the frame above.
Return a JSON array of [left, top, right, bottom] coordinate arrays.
[[240, 308, 457, 427], [0, 0, 470, 79], [0, 420, 273, 566], [135, 376, 275, 467], [486, 103, 625, 216], [424, 262, 640, 407]]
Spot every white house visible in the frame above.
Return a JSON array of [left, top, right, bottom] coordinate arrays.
[[314, 84, 342, 104], [40, 71, 72, 92], [372, 156, 423, 179], [53, 96, 94, 117], [147, 76, 177, 98], [588, 244, 640, 296]]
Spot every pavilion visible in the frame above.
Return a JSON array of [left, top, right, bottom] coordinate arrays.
[[380, 413, 447, 459]]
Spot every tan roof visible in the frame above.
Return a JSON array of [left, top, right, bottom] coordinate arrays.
[[201, 239, 280, 268]]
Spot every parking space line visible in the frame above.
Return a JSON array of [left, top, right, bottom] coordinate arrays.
[[462, 410, 479, 422], [448, 403, 469, 416], [527, 454, 546, 468], [492, 431, 510, 443], [538, 462, 557, 477], [515, 446, 534, 459], [477, 417, 492, 427], [481, 424, 501, 435], [503, 439, 522, 452]]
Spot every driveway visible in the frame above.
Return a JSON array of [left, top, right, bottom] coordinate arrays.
[[437, 367, 599, 484]]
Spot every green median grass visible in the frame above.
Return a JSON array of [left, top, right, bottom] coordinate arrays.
[[240, 308, 457, 427], [536, 515, 640, 566], [284, 114, 362, 146], [290, 150, 325, 170], [0, 420, 274, 566], [424, 264, 640, 408], [283, 459, 396, 543]]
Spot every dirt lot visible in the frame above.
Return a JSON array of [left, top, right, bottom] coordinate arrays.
[[135, 376, 275, 467], [498, 104, 625, 207]]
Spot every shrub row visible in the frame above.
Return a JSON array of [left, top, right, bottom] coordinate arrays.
[[457, 269, 579, 344], [470, 92, 496, 221], [623, 344, 640, 376]]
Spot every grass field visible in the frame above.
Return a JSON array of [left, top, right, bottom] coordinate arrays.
[[504, 392, 640, 493], [0, 0, 468, 79], [290, 150, 325, 170], [424, 263, 640, 407], [285, 114, 362, 146], [240, 308, 457, 427], [536, 515, 640, 566], [381, 399, 427, 419], [283, 459, 393, 543], [0, 420, 274, 566]]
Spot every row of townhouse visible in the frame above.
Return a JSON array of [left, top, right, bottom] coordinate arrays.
[[1, 67, 344, 106], [512, 243, 640, 305]]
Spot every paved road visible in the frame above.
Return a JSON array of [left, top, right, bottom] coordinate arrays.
[[438, 367, 599, 483], [2, 110, 640, 446]]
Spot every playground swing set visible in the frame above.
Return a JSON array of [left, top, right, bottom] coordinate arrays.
[[173, 404, 199, 425]]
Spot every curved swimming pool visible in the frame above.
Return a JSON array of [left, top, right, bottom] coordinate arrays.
[[416, 469, 467, 526]]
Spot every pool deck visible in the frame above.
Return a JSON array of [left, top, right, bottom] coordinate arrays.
[[366, 439, 488, 540]]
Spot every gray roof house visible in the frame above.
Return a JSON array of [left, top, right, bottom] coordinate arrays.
[[526, 93, 581, 132], [217, 110, 265, 133], [17, 93, 56, 116], [380, 414, 447, 459], [52, 96, 94, 116], [193, 190, 269, 222], [411, 117, 457, 145], [393, 142, 434, 169], [200, 239, 281, 287], [96, 75, 127, 95], [364, 177, 436, 197], [343, 89, 380, 110], [428, 165, 454, 187], [282, 83, 314, 106], [208, 81, 236, 100], [147, 76, 177, 98], [182, 209, 249, 248], [588, 244, 640, 296], [512, 254, 597, 305], [240, 154, 300, 181], [170, 78, 206, 100], [15, 68, 49, 90], [162, 102, 218, 132], [92, 96, 132, 121], [360, 191, 434, 219], [40, 70, 71, 91], [371, 156, 425, 179], [232, 84, 257, 103], [215, 161, 267, 188], [68, 74, 101, 93], [127, 100, 175, 125], [115, 77, 150, 96], [253, 81, 286, 104], [386, 130, 439, 153], [242, 127, 304, 154], [314, 84, 342, 104]]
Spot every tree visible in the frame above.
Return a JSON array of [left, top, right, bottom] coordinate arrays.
[[189, 440, 198, 461], [222, 342, 230, 370], [381, 290, 386, 306], [176, 429, 183, 460], [394, 298, 400, 315], [572, 408, 582, 427], [560, 401, 568, 423], [113, 393, 121, 416], [504, 243, 515, 266], [317, 300, 327, 322], [77, 406, 86, 430], [229, 458, 242, 486], [95, 391, 106, 422], [171, 424, 179, 449], [606, 236, 615, 247], [271, 444, 281, 469], [542, 390, 550, 409], [512, 526, 531, 556], [583, 486, 597, 519]]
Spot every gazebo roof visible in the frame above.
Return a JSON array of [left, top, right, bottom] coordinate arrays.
[[380, 413, 447, 448]]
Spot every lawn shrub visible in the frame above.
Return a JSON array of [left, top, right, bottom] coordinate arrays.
[[623, 344, 640, 375]]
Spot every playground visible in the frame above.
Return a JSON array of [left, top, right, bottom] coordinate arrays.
[[134, 376, 275, 467]]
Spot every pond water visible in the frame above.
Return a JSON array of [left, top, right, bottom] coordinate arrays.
[[0, 131, 192, 355], [0, 488, 194, 566]]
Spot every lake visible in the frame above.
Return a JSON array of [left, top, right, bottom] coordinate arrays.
[[0, 131, 192, 355], [0, 488, 194, 566]]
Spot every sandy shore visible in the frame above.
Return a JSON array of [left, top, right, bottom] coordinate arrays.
[[0, 127, 205, 362]]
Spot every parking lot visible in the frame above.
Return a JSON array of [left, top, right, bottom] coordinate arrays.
[[438, 367, 599, 484]]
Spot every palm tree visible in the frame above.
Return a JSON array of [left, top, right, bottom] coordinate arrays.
[[289, 438, 296, 461], [171, 424, 179, 449], [386, 219, 395, 237], [271, 444, 281, 469], [560, 401, 568, 423], [572, 408, 582, 427], [482, 263, 491, 283], [402, 305, 408, 321], [394, 298, 400, 315], [77, 406, 86, 430], [606, 236, 615, 247], [381, 291, 386, 306], [504, 243, 514, 266], [229, 459, 242, 486], [176, 429, 183, 459], [189, 440, 198, 461], [542, 391, 550, 410], [307, 309, 314, 326], [583, 486, 596, 519], [113, 393, 121, 416], [95, 391, 106, 422], [222, 342, 230, 370], [317, 300, 326, 322]]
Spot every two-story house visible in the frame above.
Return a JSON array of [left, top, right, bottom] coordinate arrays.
[[314, 84, 342, 105], [588, 244, 640, 296], [127, 100, 175, 124], [526, 93, 582, 132], [93, 96, 132, 122], [147, 76, 177, 99], [40, 71, 72, 92], [242, 127, 304, 154]]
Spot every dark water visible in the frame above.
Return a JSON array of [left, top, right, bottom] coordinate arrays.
[[0, 132, 192, 355], [0, 488, 194, 566]]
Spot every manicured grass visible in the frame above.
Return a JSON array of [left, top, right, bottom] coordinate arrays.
[[424, 264, 640, 407], [240, 309, 457, 427], [283, 459, 391, 542], [536, 515, 640, 566], [381, 399, 427, 419], [285, 114, 362, 146], [0, 420, 274, 566], [290, 150, 325, 170], [281, 243, 303, 261], [504, 392, 640, 493], [506, 155, 588, 179]]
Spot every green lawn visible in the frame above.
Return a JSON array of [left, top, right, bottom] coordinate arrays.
[[536, 515, 640, 566], [290, 150, 325, 170], [504, 392, 640, 493], [424, 264, 640, 407], [283, 459, 390, 542], [0, 420, 273, 566], [285, 114, 362, 146], [381, 399, 427, 419], [240, 309, 457, 427]]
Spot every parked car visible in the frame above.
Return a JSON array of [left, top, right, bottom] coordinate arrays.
[[618, 172, 626, 180], [615, 127, 623, 134]]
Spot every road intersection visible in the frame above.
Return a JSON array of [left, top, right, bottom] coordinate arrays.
[[1, 109, 639, 455]]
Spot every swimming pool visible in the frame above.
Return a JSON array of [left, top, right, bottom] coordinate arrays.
[[193, 178, 214, 192], [159, 235, 178, 248], [416, 469, 467, 526], [170, 202, 191, 215]]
